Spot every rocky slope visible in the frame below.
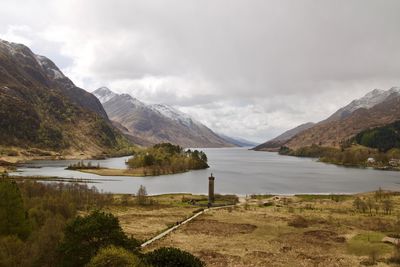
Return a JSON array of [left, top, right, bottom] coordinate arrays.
[[285, 88, 400, 149], [0, 39, 127, 157], [253, 122, 315, 151], [93, 87, 234, 148]]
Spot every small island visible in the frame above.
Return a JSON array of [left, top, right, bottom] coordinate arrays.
[[69, 143, 209, 177]]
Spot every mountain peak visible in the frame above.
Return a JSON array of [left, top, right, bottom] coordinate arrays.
[[93, 87, 117, 103], [326, 87, 400, 122]]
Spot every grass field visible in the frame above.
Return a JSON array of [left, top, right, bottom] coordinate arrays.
[[111, 192, 400, 266]]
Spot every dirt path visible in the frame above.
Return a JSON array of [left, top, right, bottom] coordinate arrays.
[[140, 205, 236, 248], [383, 236, 400, 245]]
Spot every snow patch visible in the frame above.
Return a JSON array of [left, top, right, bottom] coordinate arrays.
[[93, 87, 118, 104], [149, 104, 196, 128], [343, 87, 400, 113]]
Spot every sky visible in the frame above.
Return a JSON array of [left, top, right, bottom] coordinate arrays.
[[1, 0, 400, 142]]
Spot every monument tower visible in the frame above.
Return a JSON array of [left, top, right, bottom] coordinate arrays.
[[208, 173, 215, 205]]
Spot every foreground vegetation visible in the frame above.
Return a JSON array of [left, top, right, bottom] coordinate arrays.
[[148, 191, 400, 266], [0, 180, 204, 267], [4, 177, 400, 266]]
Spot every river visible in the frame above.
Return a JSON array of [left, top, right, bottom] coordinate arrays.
[[10, 147, 400, 195]]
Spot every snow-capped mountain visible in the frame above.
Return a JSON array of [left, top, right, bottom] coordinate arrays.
[[256, 86, 400, 150], [326, 87, 400, 121], [93, 87, 234, 148], [285, 86, 400, 149], [149, 104, 196, 128], [94, 87, 118, 104]]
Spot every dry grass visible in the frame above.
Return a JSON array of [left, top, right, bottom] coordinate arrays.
[[106, 194, 200, 241], [139, 192, 400, 266]]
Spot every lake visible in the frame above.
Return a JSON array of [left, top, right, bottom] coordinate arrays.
[[10, 147, 400, 195]]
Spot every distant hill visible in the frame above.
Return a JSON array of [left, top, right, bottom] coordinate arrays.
[[255, 87, 400, 152], [218, 134, 258, 147], [93, 87, 234, 148], [0, 39, 128, 157], [253, 122, 315, 151], [286, 87, 400, 149]]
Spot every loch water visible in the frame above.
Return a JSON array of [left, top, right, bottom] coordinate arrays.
[[11, 147, 400, 195]]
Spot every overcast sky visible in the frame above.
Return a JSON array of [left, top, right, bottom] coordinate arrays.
[[1, 0, 400, 142]]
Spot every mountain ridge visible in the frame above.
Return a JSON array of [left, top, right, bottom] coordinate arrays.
[[255, 87, 400, 151], [93, 87, 234, 148], [0, 39, 128, 158], [286, 88, 400, 149]]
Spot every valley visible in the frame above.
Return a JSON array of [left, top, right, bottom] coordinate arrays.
[[1, 2, 400, 265]]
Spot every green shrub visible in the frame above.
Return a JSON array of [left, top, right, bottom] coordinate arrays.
[[86, 246, 146, 267], [145, 247, 205, 267], [59, 211, 140, 267]]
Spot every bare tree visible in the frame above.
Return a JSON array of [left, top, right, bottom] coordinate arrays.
[[136, 185, 148, 205], [383, 199, 394, 215]]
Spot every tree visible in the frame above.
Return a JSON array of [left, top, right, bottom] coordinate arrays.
[[383, 199, 394, 215], [59, 210, 140, 267], [366, 198, 375, 215], [86, 246, 146, 267], [145, 247, 205, 267], [0, 181, 30, 239], [353, 197, 362, 211], [136, 185, 148, 206]]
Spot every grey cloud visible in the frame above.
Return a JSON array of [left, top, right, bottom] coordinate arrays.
[[1, 0, 400, 141]]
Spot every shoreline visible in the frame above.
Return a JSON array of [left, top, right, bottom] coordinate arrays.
[[253, 149, 400, 172], [69, 167, 200, 177]]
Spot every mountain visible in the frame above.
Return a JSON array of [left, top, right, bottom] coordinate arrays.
[[92, 86, 118, 104], [253, 122, 315, 151], [218, 134, 258, 147], [325, 87, 400, 122], [0, 39, 127, 157], [285, 87, 400, 149], [93, 87, 234, 148]]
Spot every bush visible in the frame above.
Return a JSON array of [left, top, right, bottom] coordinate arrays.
[[145, 247, 205, 267], [86, 246, 146, 267], [59, 211, 140, 267]]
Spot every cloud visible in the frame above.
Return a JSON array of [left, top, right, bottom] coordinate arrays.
[[1, 0, 400, 141]]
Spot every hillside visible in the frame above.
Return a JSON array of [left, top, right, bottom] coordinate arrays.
[[93, 87, 234, 148], [0, 39, 128, 158], [354, 120, 400, 152], [286, 88, 400, 149], [253, 122, 315, 151]]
